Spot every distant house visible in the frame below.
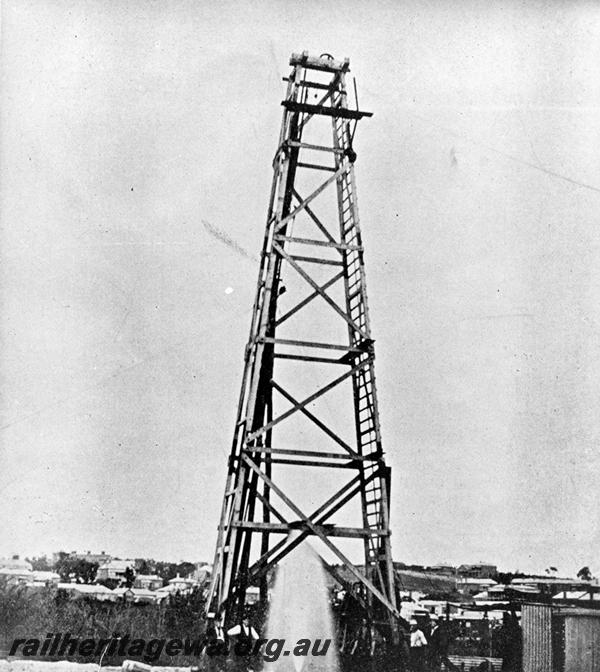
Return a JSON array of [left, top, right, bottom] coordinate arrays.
[[430, 564, 457, 576], [32, 570, 60, 586], [156, 574, 196, 596], [186, 562, 212, 585], [0, 556, 33, 585], [0, 567, 33, 586], [52, 550, 112, 565], [457, 563, 497, 579], [57, 582, 116, 601], [113, 587, 168, 604], [71, 551, 111, 564], [511, 576, 597, 595], [0, 555, 33, 572], [457, 577, 497, 596], [133, 574, 163, 591], [168, 574, 196, 591], [96, 559, 135, 584]]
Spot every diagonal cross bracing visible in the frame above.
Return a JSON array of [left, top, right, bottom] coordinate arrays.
[[291, 189, 340, 247], [274, 165, 347, 234], [270, 380, 358, 456], [273, 241, 369, 340], [246, 357, 370, 442], [241, 455, 399, 617]]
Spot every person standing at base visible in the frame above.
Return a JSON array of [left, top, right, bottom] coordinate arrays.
[[499, 612, 522, 672], [409, 619, 428, 672], [204, 613, 227, 672], [227, 616, 259, 671], [427, 615, 450, 670]]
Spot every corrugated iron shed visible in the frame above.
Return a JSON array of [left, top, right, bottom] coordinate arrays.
[[563, 608, 600, 672], [523, 603, 554, 672], [523, 602, 600, 672]]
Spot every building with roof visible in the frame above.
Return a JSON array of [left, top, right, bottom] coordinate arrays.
[[95, 558, 135, 584], [56, 582, 116, 601], [186, 562, 212, 585], [512, 576, 597, 594], [457, 563, 497, 579], [0, 555, 33, 572], [0, 556, 33, 585], [69, 550, 112, 564], [0, 567, 33, 586], [430, 563, 457, 576], [522, 602, 600, 671], [113, 587, 168, 604], [168, 574, 196, 591], [32, 570, 60, 586], [51, 550, 112, 565], [457, 577, 498, 596], [133, 574, 163, 591], [154, 574, 197, 596]]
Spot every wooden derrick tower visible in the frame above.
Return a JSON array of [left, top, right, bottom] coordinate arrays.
[[207, 52, 399, 635]]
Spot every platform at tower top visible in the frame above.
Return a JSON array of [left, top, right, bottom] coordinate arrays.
[[289, 51, 350, 73]]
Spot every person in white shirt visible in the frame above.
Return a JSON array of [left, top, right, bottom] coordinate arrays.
[[227, 616, 259, 671], [226, 617, 259, 641], [409, 619, 428, 672]]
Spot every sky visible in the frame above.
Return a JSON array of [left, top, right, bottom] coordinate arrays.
[[1, 0, 600, 576]]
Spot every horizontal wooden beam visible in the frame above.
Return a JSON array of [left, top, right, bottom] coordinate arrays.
[[269, 458, 358, 469], [275, 235, 362, 252], [259, 337, 360, 352], [232, 521, 388, 538], [281, 78, 340, 93], [283, 100, 372, 120], [242, 447, 375, 461], [287, 140, 344, 153], [296, 161, 336, 172], [289, 254, 344, 267], [273, 352, 346, 365], [298, 80, 339, 91]]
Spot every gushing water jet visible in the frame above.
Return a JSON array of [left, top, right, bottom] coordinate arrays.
[[266, 530, 339, 672]]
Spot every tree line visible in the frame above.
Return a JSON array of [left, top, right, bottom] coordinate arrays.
[[28, 553, 198, 587]]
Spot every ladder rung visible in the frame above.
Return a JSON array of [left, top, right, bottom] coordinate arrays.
[[297, 161, 337, 172]]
